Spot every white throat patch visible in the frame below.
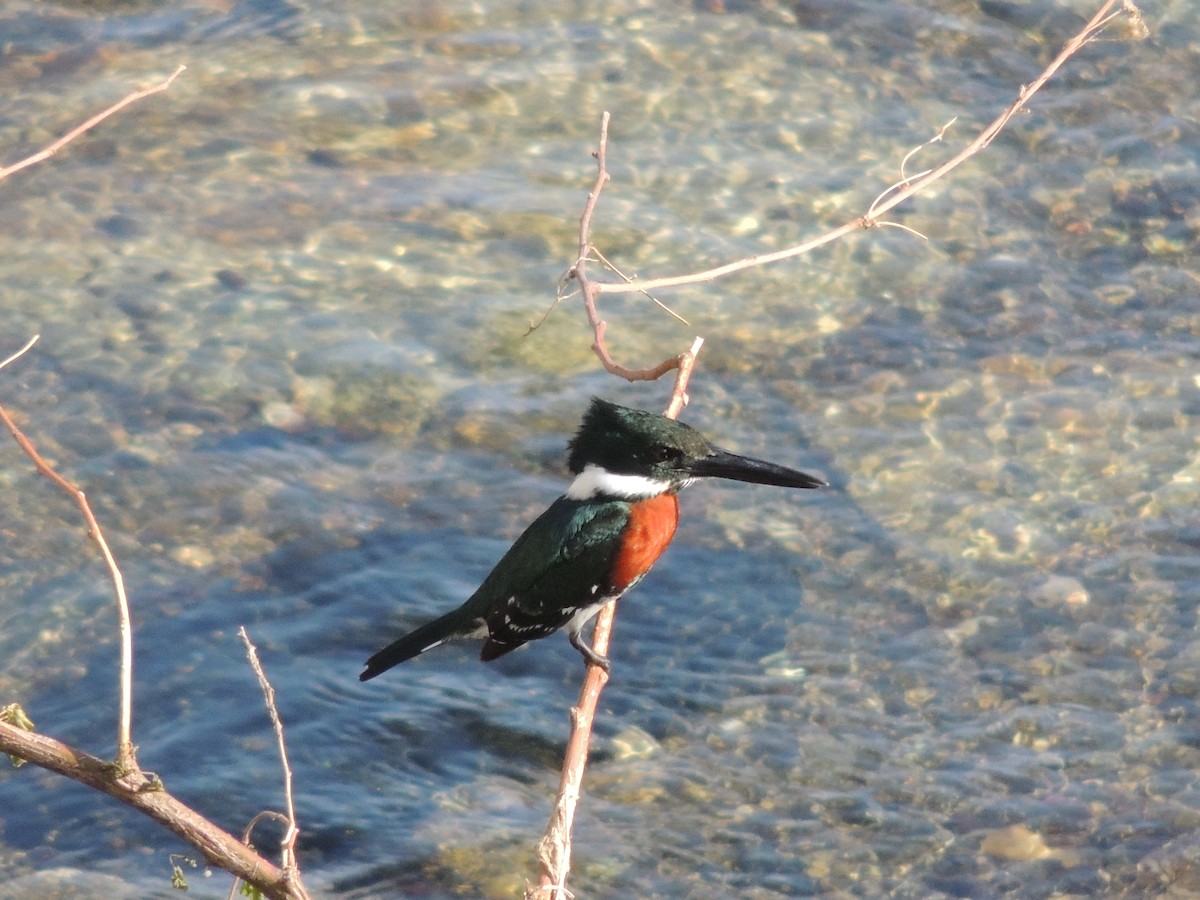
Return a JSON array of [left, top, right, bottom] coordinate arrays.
[[565, 464, 672, 500]]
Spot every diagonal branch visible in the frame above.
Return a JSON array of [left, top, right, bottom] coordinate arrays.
[[531, 336, 702, 899], [0, 342, 312, 899], [589, 0, 1142, 298], [0, 721, 297, 900], [0, 339, 139, 774], [0, 65, 185, 183], [533, 2, 1146, 897], [238, 627, 308, 899], [0, 66, 310, 900]]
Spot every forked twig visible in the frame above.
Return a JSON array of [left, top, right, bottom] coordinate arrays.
[[0, 68, 313, 900], [567, 114, 704, 386], [236, 626, 307, 900], [0, 67, 185, 772], [530, 336, 701, 899], [534, 1, 1145, 896], [589, 246, 690, 326], [0, 337, 140, 775], [529, 249, 688, 336], [585, 0, 1140, 300]]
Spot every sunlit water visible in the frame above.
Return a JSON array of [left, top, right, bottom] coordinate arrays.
[[1, 0, 1198, 896]]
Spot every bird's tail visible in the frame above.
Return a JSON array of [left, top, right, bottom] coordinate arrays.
[[359, 609, 480, 681]]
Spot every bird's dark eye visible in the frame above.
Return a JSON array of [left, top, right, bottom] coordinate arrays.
[[650, 446, 676, 464]]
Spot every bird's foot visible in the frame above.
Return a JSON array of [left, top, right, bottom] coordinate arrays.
[[569, 631, 611, 673]]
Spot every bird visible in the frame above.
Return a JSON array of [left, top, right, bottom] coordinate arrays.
[[360, 397, 825, 680]]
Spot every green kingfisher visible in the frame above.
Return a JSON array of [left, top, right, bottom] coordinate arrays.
[[360, 397, 825, 679]]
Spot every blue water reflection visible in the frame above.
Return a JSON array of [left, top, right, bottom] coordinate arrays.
[[1, 0, 1197, 897]]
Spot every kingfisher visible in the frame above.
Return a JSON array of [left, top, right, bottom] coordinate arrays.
[[360, 397, 825, 680]]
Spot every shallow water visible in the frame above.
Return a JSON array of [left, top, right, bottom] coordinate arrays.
[[1, 0, 1198, 897]]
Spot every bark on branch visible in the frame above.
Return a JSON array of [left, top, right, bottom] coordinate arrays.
[[0, 70, 311, 900], [0, 720, 302, 900], [532, 2, 1144, 896], [587, 0, 1143, 299]]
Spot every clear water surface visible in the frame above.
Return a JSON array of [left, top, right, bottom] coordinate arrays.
[[1, 0, 1198, 897]]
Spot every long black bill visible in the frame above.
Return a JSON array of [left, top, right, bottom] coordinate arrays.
[[688, 446, 827, 490]]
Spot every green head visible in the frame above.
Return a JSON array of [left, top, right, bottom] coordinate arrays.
[[565, 398, 826, 500]]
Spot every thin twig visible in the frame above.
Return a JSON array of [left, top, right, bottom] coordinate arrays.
[[589, 0, 1137, 298], [0, 65, 185, 182], [590, 246, 690, 326], [899, 117, 956, 182], [231, 810, 301, 900], [0, 64, 184, 774], [534, 2, 1145, 896], [0, 341, 139, 775], [531, 339, 703, 899], [237, 629, 303, 867], [0, 722, 300, 899], [570, 112, 700, 383], [0, 334, 40, 372]]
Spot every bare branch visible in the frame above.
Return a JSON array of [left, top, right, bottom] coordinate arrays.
[[0, 721, 299, 900], [0, 373, 312, 899], [530, 342, 703, 899], [534, 2, 1146, 896], [0, 69, 312, 900], [589, 0, 1140, 298], [0, 65, 185, 183], [568, 113, 705, 383], [0, 349, 138, 774], [0, 335, 40, 372], [237, 627, 308, 899]]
